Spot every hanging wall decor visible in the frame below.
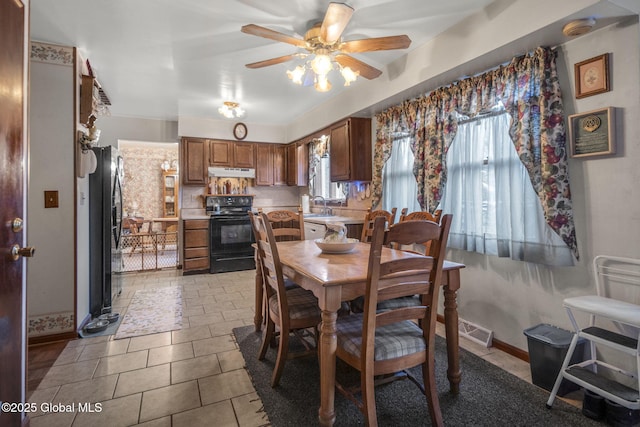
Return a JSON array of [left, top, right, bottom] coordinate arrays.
[[574, 53, 610, 98], [568, 107, 616, 158]]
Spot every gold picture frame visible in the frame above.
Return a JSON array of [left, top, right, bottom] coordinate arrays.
[[574, 53, 610, 99], [568, 107, 616, 158]]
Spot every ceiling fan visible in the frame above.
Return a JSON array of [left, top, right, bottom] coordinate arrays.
[[241, 2, 411, 91]]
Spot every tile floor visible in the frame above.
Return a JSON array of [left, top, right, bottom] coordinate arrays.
[[27, 268, 575, 426]]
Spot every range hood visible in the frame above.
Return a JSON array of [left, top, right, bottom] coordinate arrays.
[[208, 167, 255, 179]]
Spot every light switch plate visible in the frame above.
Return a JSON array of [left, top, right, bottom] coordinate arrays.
[[44, 190, 59, 208]]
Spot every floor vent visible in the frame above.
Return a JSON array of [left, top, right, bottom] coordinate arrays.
[[459, 318, 493, 348]]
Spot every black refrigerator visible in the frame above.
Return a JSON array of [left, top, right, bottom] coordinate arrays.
[[89, 145, 124, 317]]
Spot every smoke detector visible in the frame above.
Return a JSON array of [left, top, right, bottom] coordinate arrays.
[[563, 18, 596, 37]]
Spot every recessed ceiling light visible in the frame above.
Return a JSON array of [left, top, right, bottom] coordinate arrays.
[[563, 18, 596, 37]]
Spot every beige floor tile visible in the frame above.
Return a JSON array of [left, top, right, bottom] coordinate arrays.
[[64, 335, 110, 348], [232, 392, 269, 427], [132, 416, 171, 427], [172, 400, 238, 427], [192, 335, 237, 357], [114, 364, 171, 397], [52, 346, 84, 366], [94, 350, 149, 377], [38, 360, 99, 389], [197, 287, 226, 296], [28, 385, 60, 418], [214, 292, 245, 303], [148, 342, 194, 366], [55, 374, 118, 405], [29, 410, 76, 427], [187, 312, 226, 327], [139, 381, 201, 422], [198, 369, 254, 405], [171, 354, 221, 384], [128, 332, 172, 352], [209, 320, 246, 337], [72, 393, 142, 427], [201, 301, 236, 314], [77, 339, 131, 361], [221, 308, 254, 322], [171, 325, 211, 344], [217, 350, 246, 372], [182, 306, 205, 317], [231, 299, 254, 309]]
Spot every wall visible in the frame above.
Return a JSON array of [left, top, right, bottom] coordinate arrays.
[[119, 141, 179, 219], [28, 42, 76, 337]]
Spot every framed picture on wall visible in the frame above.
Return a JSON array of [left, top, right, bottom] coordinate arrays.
[[568, 107, 616, 158], [574, 53, 610, 99]]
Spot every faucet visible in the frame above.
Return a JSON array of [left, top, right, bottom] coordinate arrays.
[[312, 195, 328, 215]]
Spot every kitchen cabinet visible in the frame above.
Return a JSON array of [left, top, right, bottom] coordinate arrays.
[[182, 137, 208, 185], [209, 140, 233, 166], [255, 143, 287, 186], [162, 170, 179, 217], [183, 219, 209, 273], [329, 117, 372, 182], [234, 142, 255, 168], [286, 141, 308, 186], [210, 140, 255, 168]]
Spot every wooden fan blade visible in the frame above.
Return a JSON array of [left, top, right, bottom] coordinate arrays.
[[340, 35, 411, 53], [320, 2, 354, 45], [335, 54, 382, 80], [241, 24, 307, 48], [245, 54, 297, 69]]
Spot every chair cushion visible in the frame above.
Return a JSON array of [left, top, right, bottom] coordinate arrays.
[[269, 287, 321, 321], [350, 295, 421, 313], [336, 313, 426, 361]]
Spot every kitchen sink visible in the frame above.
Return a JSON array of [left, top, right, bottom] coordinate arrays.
[[304, 213, 334, 218]]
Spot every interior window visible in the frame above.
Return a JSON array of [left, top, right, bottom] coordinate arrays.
[[308, 135, 346, 202], [439, 110, 574, 266], [381, 133, 421, 214]]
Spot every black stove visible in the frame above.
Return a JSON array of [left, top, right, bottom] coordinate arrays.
[[206, 196, 255, 273]]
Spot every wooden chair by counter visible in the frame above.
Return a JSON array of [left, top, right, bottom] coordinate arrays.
[[398, 209, 443, 254], [360, 207, 397, 243], [250, 212, 321, 387], [335, 215, 452, 427], [259, 207, 305, 242]]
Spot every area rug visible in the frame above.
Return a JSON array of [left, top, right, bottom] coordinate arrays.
[[233, 325, 604, 427], [115, 287, 182, 339]]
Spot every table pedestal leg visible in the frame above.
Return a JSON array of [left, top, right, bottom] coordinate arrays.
[[443, 268, 461, 394], [318, 295, 340, 427]]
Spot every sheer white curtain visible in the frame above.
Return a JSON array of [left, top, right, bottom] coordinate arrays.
[[439, 112, 574, 266], [382, 135, 421, 215]]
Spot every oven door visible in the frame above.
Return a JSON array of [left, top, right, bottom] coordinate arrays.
[[210, 215, 254, 254]]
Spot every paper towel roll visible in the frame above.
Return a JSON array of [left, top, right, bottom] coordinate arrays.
[[301, 194, 310, 213]]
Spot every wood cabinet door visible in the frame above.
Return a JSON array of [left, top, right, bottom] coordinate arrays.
[[182, 137, 208, 185], [330, 120, 350, 181], [210, 140, 233, 166], [234, 142, 255, 168], [273, 144, 287, 185], [286, 143, 297, 186], [255, 144, 274, 186]]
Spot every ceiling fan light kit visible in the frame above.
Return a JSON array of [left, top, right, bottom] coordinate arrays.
[[242, 2, 411, 92]]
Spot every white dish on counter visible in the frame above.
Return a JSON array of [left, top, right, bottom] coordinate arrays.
[[314, 238, 359, 254]]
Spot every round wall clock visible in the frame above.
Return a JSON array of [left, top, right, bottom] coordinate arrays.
[[233, 122, 248, 140]]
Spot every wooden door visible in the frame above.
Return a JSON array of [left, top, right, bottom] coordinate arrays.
[[181, 137, 208, 185], [330, 120, 350, 181], [273, 144, 287, 185], [234, 142, 255, 168], [209, 140, 233, 166], [255, 144, 273, 185], [0, 1, 30, 425]]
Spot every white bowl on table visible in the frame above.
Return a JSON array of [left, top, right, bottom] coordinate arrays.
[[314, 238, 359, 254]]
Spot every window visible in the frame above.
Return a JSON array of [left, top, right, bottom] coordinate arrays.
[[438, 111, 573, 265], [309, 136, 345, 202], [381, 134, 421, 214]]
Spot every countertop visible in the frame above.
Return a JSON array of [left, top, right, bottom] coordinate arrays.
[[303, 215, 364, 225]]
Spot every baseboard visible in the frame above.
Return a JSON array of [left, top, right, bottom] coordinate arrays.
[[436, 315, 529, 363], [28, 331, 78, 346]]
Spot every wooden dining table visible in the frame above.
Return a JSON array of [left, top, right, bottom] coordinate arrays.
[[253, 239, 465, 427]]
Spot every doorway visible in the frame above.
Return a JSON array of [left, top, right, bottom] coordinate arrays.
[[118, 140, 179, 272]]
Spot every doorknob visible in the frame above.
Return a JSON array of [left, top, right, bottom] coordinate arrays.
[[10, 244, 35, 261]]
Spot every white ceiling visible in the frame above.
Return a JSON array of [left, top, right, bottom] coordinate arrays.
[[30, 0, 496, 124]]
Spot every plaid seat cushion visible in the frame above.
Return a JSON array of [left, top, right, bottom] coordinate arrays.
[[269, 287, 321, 321], [336, 313, 426, 361], [350, 295, 421, 312]]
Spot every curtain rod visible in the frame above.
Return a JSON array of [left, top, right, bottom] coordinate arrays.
[[456, 109, 508, 125]]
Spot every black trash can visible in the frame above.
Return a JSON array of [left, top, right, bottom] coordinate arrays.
[[523, 323, 585, 396]]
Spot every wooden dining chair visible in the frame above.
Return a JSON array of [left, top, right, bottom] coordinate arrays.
[[399, 209, 442, 224], [360, 207, 397, 243], [249, 212, 322, 387], [259, 207, 305, 242], [335, 215, 452, 427]]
